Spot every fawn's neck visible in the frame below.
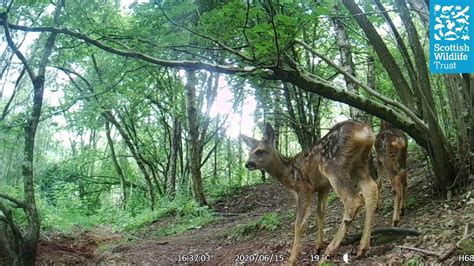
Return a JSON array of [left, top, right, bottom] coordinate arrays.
[[264, 153, 298, 190]]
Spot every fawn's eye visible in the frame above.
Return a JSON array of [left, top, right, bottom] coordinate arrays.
[[255, 150, 266, 156]]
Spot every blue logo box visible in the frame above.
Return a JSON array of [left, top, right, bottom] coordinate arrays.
[[430, 0, 474, 73]]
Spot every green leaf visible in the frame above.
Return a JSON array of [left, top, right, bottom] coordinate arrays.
[[314, 7, 330, 16]]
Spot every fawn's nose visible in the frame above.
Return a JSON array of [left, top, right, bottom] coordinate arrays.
[[245, 161, 257, 169]]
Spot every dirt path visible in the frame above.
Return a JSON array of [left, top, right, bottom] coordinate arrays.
[[36, 165, 473, 265]]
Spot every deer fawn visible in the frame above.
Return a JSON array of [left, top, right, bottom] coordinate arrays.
[[375, 121, 408, 227], [241, 120, 378, 265]]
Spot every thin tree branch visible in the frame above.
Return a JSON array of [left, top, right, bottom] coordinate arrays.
[[1, 67, 25, 120], [157, 5, 253, 62], [243, 0, 255, 60], [0, 13, 36, 81], [267, 1, 281, 66]]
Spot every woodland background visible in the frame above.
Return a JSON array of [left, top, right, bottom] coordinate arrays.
[[0, 0, 472, 264]]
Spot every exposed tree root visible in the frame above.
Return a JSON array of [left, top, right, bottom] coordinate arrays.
[[395, 245, 438, 256], [438, 243, 457, 262], [395, 243, 457, 262]]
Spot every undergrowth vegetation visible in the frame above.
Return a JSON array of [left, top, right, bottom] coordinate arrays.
[[28, 167, 256, 236], [229, 212, 288, 239], [37, 190, 221, 234]]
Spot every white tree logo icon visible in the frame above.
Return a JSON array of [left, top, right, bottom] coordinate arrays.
[[434, 5, 470, 41]]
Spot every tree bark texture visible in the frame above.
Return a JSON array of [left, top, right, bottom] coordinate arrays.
[[332, 10, 364, 120], [185, 70, 207, 205]]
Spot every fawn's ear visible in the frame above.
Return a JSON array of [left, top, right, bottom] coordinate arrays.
[[240, 134, 258, 147], [263, 123, 275, 146]]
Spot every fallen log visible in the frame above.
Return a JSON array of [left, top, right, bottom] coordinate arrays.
[[342, 227, 420, 245]]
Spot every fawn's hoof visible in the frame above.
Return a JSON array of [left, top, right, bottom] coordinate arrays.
[[356, 247, 368, 258], [324, 245, 338, 257], [288, 258, 298, 266], [392, 220, 400, 227], [315, 242, 325, 254]]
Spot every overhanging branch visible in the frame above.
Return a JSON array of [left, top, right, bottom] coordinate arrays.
[[0, 193, 25, 209], [0, 20, 257, 75], [268, 67, 428, 149], [295, 39, 428, 132]]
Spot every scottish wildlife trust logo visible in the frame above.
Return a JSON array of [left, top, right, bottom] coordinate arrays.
[[430, 0, 474, 73]]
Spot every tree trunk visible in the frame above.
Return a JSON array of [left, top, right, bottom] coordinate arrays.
[[283, 83, 318, 149], [272, 89, 282, 150], [366, 54, 378, 179], [105, 121, 127, 208], [395, 0, 456, 190], [185, 70, 207, 205], [407, 0, 429, 29], [471, 74, 474, 181], [103, 111, 156, 209], [374, 0, 419, 107], [332, 10, 364, 120], [444, 75, 468, 156], [466, 74, 474, 180], [0, 1, 63, 263], [168, 118, 180, 198]]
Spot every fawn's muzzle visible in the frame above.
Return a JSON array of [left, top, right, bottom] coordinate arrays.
[[245, 161, 257, 169]]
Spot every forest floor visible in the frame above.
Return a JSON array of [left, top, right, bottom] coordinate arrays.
[[36, 163, 473, 265]]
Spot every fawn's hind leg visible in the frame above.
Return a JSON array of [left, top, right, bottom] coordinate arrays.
[[315, 188, 330, 253], [354, 167, 378, 257], [324, 173, 363, 256]]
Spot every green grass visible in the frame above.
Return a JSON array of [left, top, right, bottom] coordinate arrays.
[[38, 191, 219, 237], [459, 239, 474, 255], [327, 192, 339, 204], [229, 212, 284, 239], [405, 196, 418, 209], [383, 201, 393, 215], [405, 255, 424, 266], [123, 198, 218, 232], [153, 213, 219, 237]]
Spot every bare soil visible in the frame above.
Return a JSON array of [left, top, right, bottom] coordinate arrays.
[[35, 164, 473, 265]]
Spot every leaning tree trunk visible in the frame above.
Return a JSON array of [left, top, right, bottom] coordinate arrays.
[[342, 0, 415, 110], [395, 0, 456, 190], [343, 0, 456, 191], [374, 0, 419, 106], [185, 70, 207, 205], [407, 0, 429, 29], [102, 111, 156, 209], [105, 121, 127, 208]]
